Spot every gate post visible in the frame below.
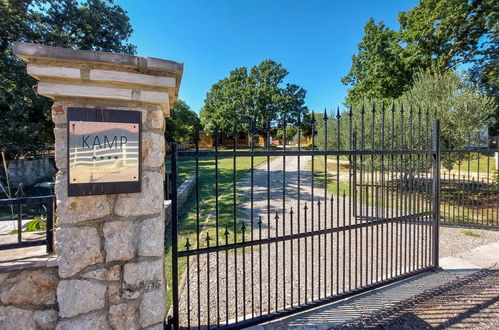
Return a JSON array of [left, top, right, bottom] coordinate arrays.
[[431, 120, 441, 268], [14, 42, 183, 329]]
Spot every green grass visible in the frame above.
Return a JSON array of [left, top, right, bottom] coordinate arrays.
[[461, 229, 481, 237], [165, 154, 273, 309], [451, 155, 497, 173]]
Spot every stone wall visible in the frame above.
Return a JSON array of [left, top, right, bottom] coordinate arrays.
[[4, 158, 56, 188], [164, 174, 196, 227], [0, 265, 59, 329]]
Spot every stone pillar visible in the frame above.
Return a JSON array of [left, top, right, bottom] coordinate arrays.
[[14, 42, 183, 329]]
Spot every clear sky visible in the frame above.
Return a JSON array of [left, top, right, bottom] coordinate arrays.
[[115, 0, 418, 113]]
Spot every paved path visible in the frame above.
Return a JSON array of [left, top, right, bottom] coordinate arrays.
[[249, 241, 499, 329]]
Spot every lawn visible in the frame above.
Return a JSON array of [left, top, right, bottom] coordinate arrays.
[[451, 155, 497, 174]]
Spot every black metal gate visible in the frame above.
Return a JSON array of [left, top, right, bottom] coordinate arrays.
[[168, 106, 441, 329]]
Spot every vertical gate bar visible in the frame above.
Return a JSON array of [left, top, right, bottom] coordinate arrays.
[[206, 233, 211, 327], [323, 108, 328, 299], [381, 103, 386, 281], [195, 129, 201, 328], [348, 106, 353, 291], [304, 203, 308, 303], [232, 129, 238, 324], [370, 103, 375, 284], [46, 197, 54, 253], [409, 105, 414, 272], [426, 107, 431, 267], [186, 239, 191, 329], [417, 107, 422, 270], [266, 120, 271, 314], [359, 104, 365, 287], [317, 199, 321, 298], [353, 132, 358, 289], [282, 116, 287, 309], [311, 111, 315, 301], [336, 107, 342, 293], [275, 211, 279, 311], [290, 207, 294, 308], [391, 103, 397, 278], [297, 109, 302, 306], [432, 120, 441, 268], [250, 120, 255, 318], [170, 142, 179, 329], [342, 191, 346, 292], [258, 216, 263, 316], [330, 194, 334, 294], [215, 129, 220, 327], [224, 227, 229, 325], [241, 224, 246, 321]]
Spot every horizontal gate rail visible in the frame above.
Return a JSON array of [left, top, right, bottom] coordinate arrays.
[[177, 149, 435, 158], [178, 211, 434, 258]]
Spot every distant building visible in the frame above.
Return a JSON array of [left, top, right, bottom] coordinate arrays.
[[198, 131, 265, 148]]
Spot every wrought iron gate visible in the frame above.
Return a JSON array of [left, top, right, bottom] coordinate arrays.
[[168, 107, 441, 329]]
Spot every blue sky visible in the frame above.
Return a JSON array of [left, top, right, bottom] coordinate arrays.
[[115, 0, 418, 113]]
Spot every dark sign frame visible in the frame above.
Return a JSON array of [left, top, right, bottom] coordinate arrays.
[[67, 107, 142, 196]]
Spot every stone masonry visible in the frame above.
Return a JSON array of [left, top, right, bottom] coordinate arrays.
[[13, 42, 183, 329]]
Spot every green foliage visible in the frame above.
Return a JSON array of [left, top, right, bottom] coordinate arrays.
[[274, 126, 297, 142], [0, 0, 136, 159], [461, 229, 480, 238], [341, 19, 412, 104], [343, 0, 499, 127], [200, 60, 308, 137], [165, 100, 200, 144], [9, 215, 46, 234]]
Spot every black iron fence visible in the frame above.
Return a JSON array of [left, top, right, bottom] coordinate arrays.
[[440, 144, 498, 228], [0, 195, 55, 253], [167, 104, 441, 329]]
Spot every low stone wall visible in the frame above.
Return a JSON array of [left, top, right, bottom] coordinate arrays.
[[164, 174, 196, 226], [0, 265, 59, 329], [5, 157, 56, 188]]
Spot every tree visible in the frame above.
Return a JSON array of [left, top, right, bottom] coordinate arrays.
[[200, 60, 308, 142], [0, 0, 136, 159], [341, 19, 412, 104], [343, 0, 499, 129], [165, 100, 200, 144]]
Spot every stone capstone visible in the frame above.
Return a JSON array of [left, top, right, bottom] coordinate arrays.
[[57, 280, 106, 318], [103, 220, 135, 261], [0, 268, 58, 306], [56, 226, 103, 278], [114, 171, 164, 217]]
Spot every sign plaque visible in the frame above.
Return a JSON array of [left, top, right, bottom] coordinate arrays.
[[67, 108, 141, 196]]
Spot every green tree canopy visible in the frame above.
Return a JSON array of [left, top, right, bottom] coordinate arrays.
[[341, 18, 412, 104], [165, 100, 200, 144], [200, 59, 308, 137], [342, 0, 499, 131], [0, 0, 136, 159]]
